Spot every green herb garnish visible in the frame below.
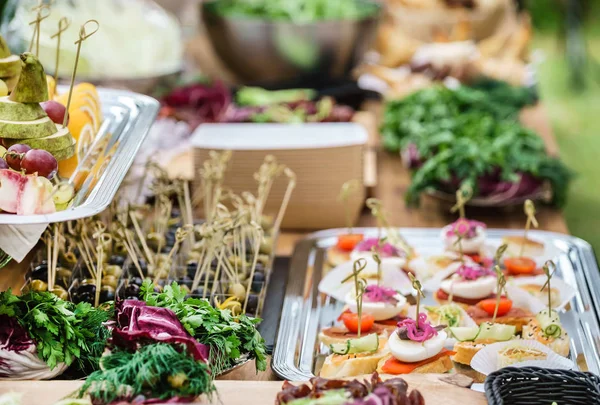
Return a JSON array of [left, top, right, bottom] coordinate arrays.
[[380, 83, 572, 207], [78, 343, 215, 404], [140, 281, 267, 375], [0, 289, 111, 371]]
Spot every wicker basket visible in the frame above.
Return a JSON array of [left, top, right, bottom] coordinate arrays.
[[190, 123, 367, 230], [484, 367, 600, 405]]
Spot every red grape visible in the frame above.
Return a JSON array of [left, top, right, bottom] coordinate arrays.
[[5, 144, 32, 171], [41, 101, 69, 126], [21, 149, 58, 179], [0, 157, 7, 170]]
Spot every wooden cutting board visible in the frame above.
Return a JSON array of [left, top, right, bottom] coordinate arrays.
[[0, 374, 486, 405]]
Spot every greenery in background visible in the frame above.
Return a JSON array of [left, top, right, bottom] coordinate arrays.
[[526, 1, 600, 256], [381, 81, 572, 207], [207, 0, 379, 22]]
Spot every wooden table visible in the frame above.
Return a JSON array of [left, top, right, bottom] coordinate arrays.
[[0, 374, 487, 405]]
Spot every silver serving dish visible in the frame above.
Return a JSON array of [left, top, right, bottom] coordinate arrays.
[[201, 1, 381, 84], [272, 228, 600, 380], [0, 86, 159, 225]]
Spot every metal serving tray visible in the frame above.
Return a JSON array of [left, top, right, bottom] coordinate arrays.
[[0, 86, 159, 225], [272, 228, 600, 380]]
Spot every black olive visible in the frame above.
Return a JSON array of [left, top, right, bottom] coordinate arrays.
[[254, 262, 266, 273], [73, 290, 95, 304], [77, 284, 96, 295], [179, 276, 193, 288], [125, 283, 140, 298], [80, 278, 96, 286], [130, 277, 143, 286], [200, 270, 215, 283], [126, 296, 140, 301], [210, 258, 219, 269], [246, 294, 259, 315], [127, 260, 147, 277], [161, 246, 172, 254], [252, 271, 265, 283], [100, 286, 115, 303], [108, 255, 125, 266], [32, 262, 48, 280], [193, 287, 206, 297], [187, 261, 198, 278]]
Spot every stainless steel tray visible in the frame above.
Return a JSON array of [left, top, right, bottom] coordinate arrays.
[[0, 86, 159, 224], [272, 228, 600, 380]]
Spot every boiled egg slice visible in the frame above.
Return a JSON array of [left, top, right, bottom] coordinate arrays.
[[440, 275, 496, 300], [345, 290, 408, 321], [350, 250, 406, 268], [441, 225, 486, 254], [388, 329, 447, 363]]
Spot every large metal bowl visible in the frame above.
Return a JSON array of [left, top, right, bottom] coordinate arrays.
[[201, 1, 381, 85]]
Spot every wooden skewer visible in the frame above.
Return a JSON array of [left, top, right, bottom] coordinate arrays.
[[50, 17, 70, 87]]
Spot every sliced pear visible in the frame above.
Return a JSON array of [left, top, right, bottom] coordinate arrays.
[[9, 53, 49, 104], [0, 55, 21, 78], [51, 142, 76, 161], [0, 116, 56, 139], [2, 127, 74, 151], [52, 182, 75, 205], [0, 96, 47, 121]]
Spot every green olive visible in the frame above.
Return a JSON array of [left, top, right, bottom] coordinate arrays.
[[114, 243, 127, 255], [147, 233, 166, 250], [51, 286, 69, 301], [259, 237, 273, 255], [81, 278, 97, 286], [228, 283, 246, 301], [187, 251, 201, 262], [228, 255, 244, 268], [260, 215, 274, 230], [102, 275, 118, 289], [257, 254, 270, 266], [180, 284, 190, 294], [62, 251, 77, 265], [104, 265, 122, 278], [30, 279, 48, 292], [56, 268, 73, 285]]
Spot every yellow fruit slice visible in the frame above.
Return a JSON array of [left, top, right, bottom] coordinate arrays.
[[57, 109, 96, 178], [46, 76, 56, 100]]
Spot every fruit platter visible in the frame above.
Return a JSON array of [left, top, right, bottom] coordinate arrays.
[[0, 28, 158, 224], [273, 200, 600, 382]]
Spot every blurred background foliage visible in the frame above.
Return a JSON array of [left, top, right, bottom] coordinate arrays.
[[526, 0, 600, 255]]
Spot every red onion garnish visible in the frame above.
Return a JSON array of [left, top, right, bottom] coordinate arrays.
[[445, 218, 486, 239], [363, 285, 399, 305], [354, 238, 404, 257], [455, 264, 495, 281], [396, 313, 438, 342]]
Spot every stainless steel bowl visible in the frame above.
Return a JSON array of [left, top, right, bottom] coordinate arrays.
[[201, 1, 381, 85]]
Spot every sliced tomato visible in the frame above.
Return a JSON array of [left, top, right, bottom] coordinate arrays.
[[504, 257, 536, 275], [477, 298, 513, 317], [381, 349, 456, 374], [340, 312, 374, 334], [336, 234, 364, 252]]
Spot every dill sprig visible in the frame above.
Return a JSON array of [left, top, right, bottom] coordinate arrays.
[[79, 343, 215, 404]]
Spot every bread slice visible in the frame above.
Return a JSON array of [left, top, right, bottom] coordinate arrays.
[[522, 318, 570, 357], [375, 354, 453, 374], [319, 326, 390, 346], [520, 284, 561, 308], [320, 346, 390, 378], [452, 340, 497, 366], [502, 236, 544, 258], [453, 361, 486, 383]]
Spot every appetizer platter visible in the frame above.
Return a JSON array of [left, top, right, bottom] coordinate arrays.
[[272, 219, 600, 381]]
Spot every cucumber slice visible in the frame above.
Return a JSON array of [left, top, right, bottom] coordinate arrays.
[[329, 333, 379, 355], [449, 326, 480, 342], [476, 322, 516, 341], [536, 309, 562, 337]]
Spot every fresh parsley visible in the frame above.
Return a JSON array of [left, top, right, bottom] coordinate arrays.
[[140, 281, 267, 375], [0, 289, 111, 371]]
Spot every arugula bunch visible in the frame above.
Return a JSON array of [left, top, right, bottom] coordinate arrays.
[[0, 289, 111, 371], [381, 83, 572, 206], [140, 281, 267, 375]]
